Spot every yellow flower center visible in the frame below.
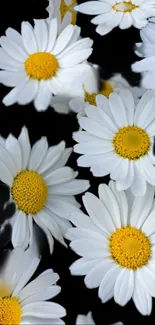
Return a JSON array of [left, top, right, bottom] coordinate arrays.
[[25, 52, 59, 80], [60, 0, 77, 25], [84, 81, 113, 106], [113, 1, 138, 12], [0, 297, 22, 325], [11, 170, 48, 215], [113, 126, 151, 160], [109, 226, 151, 270]]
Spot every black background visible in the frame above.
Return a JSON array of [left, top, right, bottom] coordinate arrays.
[[0, 0, 153, 324]]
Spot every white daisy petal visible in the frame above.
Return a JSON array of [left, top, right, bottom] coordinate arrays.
[[0, 36, 27, 62], [83, 192, 115, 234], [70, 238, 109, 258], [51, 179, 90, 195], [114, 269, 134, 306], [21, 286, 61, 307], [109, 181, 128, 226], [33, 215, 54, 254], [34, 80, 52, 112], [18, 126, 31, 169], [130, 183, 154, 228], [2, 78, 29, 106], [21, 22, 37, 54], [109, 92, 128, 127], [84, 259, 114, 288], [99, 265, 121, 303], [46, 19, 58, 52], [5, 134, 22, 172], [133, 272, 152, 316], [22, 301, 66, 319], [70, 257, 103, 276], [21, 316, 64, 325], [44, 167, 77, 185], [17, 79, 38, 105], [52, 25, 75, 55], [75, 2, 111, 15], [28, 137, 48, 171], [137, 266, 155, 297], [34, 19, 48, 52], [12, 211, 29, 250], [0, 70, 27, 87], [38, 141, 65, 175], [129, 162, 146, 197]]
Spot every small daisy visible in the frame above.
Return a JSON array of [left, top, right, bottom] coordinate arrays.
[[0, 246, 66, 325], [0, 19, 93, 111], [0, 127, 89, 253], [70, 73, 145, 119], [76, 312, 122, 325], [47, 0, 78, 34], [73, 89, 155, 196], [132, 21, 155, 90], [66, 181, 155, 315], [51, 63, 100, 114], [74, 0, 155, 35]]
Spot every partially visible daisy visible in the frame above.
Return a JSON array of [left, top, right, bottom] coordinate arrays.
[[74, 0, 155, 36], [76, 312, 123, 325], [66, 181, 155, 315], [51, 63, 100, 114], [70, 73, 145, 119], [47, 0, 78, 34], [0, 246, 66, 325], [0, 19, 93, 111], [73, 89, 155, 196], [0, 127, 89, 253], [132, 21, 155, 90]]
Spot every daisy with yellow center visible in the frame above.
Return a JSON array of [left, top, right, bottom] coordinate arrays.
[[73, 89, 155, 196], [66, 181, 155, 315], [0, 19, 93, 111], [74, 0, 155, 35], [47, 0, 77, 34], [0, 127, 89, 253], [51, 64, 144, 116], [0, 246, 66, 325]]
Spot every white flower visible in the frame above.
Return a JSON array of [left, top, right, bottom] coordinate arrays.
[[76, 312, 122, 325], [51, 63, 100, 114], [132, 21, 155, 90], [73, 89, 155, 196], [0, 127, 89, 253], [66, 181, 155, 315], [0, 246, 66, 325], [74, 0, 155, 36], [0, 19, 93, 111], [70, 73, 145, 119], [47, 0, 78, 34]]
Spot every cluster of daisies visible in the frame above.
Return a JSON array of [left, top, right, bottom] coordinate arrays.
[[1, 0, 155, 323]]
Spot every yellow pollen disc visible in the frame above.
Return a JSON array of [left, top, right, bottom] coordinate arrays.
[[113, 126, 151, 160], [109, 226, 151, 270], [60, 0, 77, 25], [25, 52, 59, 80], [11, 170, 48, 215], [0, 297, 22, 325], [84, 81, 113, 106], [113, 1, 138, 12]]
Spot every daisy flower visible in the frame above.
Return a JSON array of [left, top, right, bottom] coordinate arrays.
[[74, 0, 155, 36], [73, 89, 155, 196], [76, 312, 123, 325], [66, 181, 155, 315], [0, 246, 66, 325], [0, 127, 89, 253], [70, 73, 145, 119], [0, 19, 93, 111], [47, 0, 78, 34], [132, 21, 155, 90], [51, 63, 100, 114]]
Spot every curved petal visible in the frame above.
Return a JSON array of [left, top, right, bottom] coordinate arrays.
[[114, 268, 134, 306]]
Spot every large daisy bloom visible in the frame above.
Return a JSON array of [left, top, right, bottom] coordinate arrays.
[[73, 89, 155, 196], [74, 0, 155, 36], [51, 63, 100, 114], [0, 246, 66, 324], [66, 181, 155, 315], [132, 21, 155, 89], [76, 312, 122, 325], [70, 73, 145, 119], [47, 0, 78, 34], [0, 127, 90, 253], [0, 19, 93, 111]]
